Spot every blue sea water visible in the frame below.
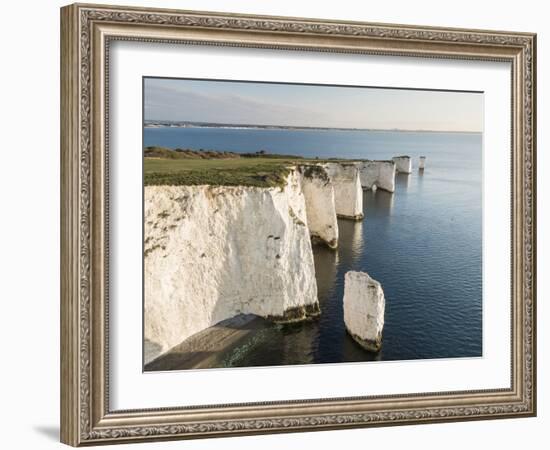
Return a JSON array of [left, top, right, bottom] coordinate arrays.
[[144, 127, 482, 365]]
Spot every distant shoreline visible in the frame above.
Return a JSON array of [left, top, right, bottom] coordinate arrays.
[[144, 121, 481, 134]]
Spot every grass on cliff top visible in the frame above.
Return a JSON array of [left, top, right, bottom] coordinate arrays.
[[145, 159, 296, 188], [143, 146, 351, 187], [144, 146, 303, 160]]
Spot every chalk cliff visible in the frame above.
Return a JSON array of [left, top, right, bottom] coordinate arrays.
[[356, 161, 396, 193], [144, 171, 321, 363], [299, 165, 339, 248], [323, 162, 364, 220], [392, 155, 412, 174], [343, 271, 385, 352]]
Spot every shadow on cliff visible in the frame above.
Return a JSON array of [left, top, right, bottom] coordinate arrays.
[[144, 337, 163, 367], [217, 321, 320, 368], [144, 351, 218, 371]]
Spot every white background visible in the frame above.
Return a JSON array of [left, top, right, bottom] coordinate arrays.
[[111, 43, 511, 409], [0, 0, 546, 449]]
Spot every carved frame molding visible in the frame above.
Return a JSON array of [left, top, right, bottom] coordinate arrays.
[[61, 3, 536, 446]]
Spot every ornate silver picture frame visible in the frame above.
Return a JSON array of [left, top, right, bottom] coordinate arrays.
[[60, 3, 536, 446]]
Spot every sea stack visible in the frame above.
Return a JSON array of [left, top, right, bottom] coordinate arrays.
[[356, 160, 396, 193], [323, 162, 364, 221], [392, 156, 412, 174], [299, 165, 339, 249], [343, 271, 385, 352], [419, 156, 426, 170]]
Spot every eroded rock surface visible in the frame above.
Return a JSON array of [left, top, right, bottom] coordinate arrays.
[[323, 162, 364, 220], [356, 160, 396, 192], [392, 155, 412, 174], [299, 165, 339, 248], [343, 271, 385, 352]]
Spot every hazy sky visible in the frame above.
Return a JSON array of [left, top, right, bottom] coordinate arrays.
[[144, 78, 483, 132]]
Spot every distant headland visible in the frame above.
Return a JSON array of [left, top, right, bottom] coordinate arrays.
[[144, 120, 481, 134]]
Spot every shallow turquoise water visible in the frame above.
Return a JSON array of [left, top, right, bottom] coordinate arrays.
[[144, 127, 482, 365]]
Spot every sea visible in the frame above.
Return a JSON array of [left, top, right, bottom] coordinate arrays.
[[144, 126, 483, 366]]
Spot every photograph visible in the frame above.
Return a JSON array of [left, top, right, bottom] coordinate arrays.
[[142, 77, 483, 371]]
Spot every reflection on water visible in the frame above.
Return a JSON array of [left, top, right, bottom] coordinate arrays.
[[337, 219, 364, 265], [365, 189, 394, 214], [395, 172, 411, 189], [313, 245, 339, 300]]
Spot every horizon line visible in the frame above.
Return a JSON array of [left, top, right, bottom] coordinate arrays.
[[144, 119, 482, 134]]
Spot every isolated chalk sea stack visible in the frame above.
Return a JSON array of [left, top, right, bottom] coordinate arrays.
[[356, 160, 396, 193], [323, 162, 364, 220], [343, 271, 386, 352], [392, 155, 412, 174], [419, 156, 426, 170]]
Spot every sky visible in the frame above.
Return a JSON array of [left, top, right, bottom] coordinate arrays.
[[144, 77, 483, 132]]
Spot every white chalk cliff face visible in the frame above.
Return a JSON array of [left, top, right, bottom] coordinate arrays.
[[392, 156, 412, 174], [299, 165, 339, 248], [323, 162, 364, 220], [356, 161, 396, 193], [343, 271, 385, 352], [144, 170, 320, 363]]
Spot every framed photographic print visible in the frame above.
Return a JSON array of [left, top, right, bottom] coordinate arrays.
[[60, 3, 537, 446]]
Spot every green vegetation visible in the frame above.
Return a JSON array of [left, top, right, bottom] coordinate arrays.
[[145, 160, 294, 188], [144, 146, 241, 160], [301, 164, 330, 182], [145, 147, 299, 187], [143, 146, 351, 187]]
